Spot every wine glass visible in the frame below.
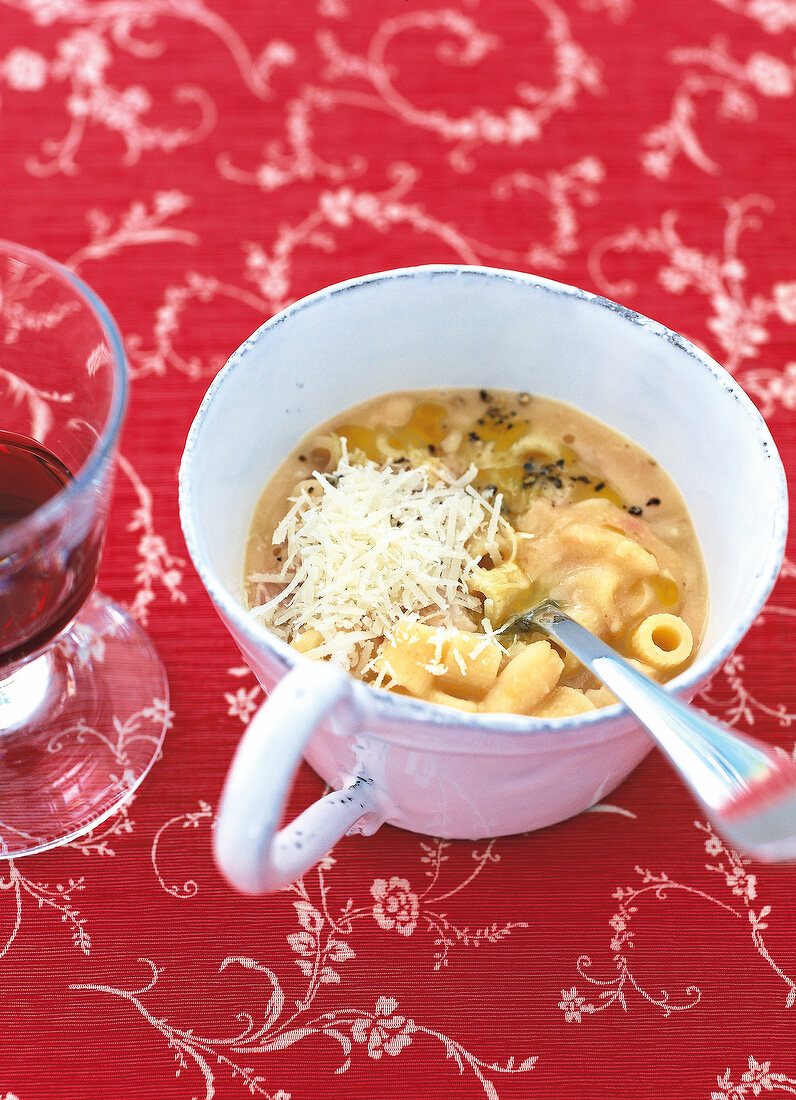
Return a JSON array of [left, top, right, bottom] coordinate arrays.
[[0, 239, 169, 857]]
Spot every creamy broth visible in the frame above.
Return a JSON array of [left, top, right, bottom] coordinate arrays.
[[244, 389, 708, 717]]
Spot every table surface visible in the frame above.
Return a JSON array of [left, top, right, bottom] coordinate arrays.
[[2, 1, 796, 1097]]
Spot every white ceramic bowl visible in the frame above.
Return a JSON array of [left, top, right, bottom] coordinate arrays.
[[179, 266, 788, 894]]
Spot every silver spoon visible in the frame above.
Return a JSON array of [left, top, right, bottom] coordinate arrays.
[[499, 600, 796, 862]]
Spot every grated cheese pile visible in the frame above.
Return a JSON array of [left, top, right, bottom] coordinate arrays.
[[248, 444, 504, 672]]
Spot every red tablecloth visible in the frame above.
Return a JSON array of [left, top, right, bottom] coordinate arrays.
[[2, 1, 795, 1097]]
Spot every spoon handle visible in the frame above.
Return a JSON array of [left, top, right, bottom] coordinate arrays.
[[529, 602, 786, 823]]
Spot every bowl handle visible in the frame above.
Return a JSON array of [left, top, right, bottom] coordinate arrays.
[[213, 661, 384, 894]]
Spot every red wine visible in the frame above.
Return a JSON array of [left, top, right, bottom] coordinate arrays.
[[0, 431, 103, 667], [0, 431, 73, 527]]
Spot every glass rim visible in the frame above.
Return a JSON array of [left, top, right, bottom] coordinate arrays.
[[0, 238, 128, 552]]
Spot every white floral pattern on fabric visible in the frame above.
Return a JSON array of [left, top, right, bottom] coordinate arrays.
[[560, 820, 796, 1023], [0, 0, 794, 1094], [370, 875, 420, 936], [710, 1055, 796, 1100]]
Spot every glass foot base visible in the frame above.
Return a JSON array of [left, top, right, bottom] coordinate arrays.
[[0, 592, 169, 858]]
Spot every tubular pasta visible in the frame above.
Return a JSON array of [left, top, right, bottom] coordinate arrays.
[[376, 620, 502, 702], [480, 641, 564, 715], [533, 686, 597, 719], [628, 613, 693, 670]]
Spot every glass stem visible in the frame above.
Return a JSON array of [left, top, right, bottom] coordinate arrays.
[[0, 650, 54, 735]]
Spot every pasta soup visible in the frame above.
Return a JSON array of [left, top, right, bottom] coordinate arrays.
[[244, 389, 708, 717]]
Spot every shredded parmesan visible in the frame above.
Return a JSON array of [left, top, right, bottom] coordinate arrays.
[[249, 444, 505, 671]]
